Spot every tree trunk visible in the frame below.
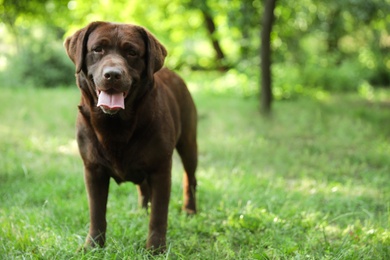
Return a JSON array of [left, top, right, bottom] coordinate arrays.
[[187, 0, 228, 71], [326, 8, 342, 54], [201, 9, 228, 71], [260, 0, 277, 115]]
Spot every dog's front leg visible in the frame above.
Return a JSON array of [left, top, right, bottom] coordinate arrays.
[[84, 165, 110, 248], [146, 162, 172, 252]]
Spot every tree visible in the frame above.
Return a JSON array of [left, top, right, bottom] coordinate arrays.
[[2, 0, 390, 90], [201, 8, 228, 71], [260, 0, 277, 115], [187, 0, 229, 71]]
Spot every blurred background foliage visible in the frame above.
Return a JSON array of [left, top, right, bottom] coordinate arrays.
[[0, 0, 389, 98]]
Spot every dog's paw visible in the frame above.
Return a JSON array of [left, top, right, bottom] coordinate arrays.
[[146, 235, 166, 254], [183, 207, 197, 215]]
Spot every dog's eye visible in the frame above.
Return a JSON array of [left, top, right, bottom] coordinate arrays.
[[127, 49, 137, 57], [92, 46, 103, 53]]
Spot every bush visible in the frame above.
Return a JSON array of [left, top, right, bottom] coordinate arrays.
[[0, 27, 75, 88], [301, 61, 362, 91], [368, 64, 390, 87]]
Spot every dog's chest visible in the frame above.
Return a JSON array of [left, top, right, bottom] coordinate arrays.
[[100, 142, 151, 184], [88, 112, 172, 184], [112, 166, 147, 184]]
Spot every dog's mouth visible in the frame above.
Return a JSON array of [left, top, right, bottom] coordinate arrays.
[[97, 90, 128, 115]]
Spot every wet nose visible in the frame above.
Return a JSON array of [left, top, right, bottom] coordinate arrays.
[[103, 67, 122, 81]]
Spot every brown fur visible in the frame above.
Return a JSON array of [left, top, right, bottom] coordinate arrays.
[[64, 21, 197, 251]]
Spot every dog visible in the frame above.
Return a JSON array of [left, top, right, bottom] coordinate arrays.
[[64, 21, 198, 252]]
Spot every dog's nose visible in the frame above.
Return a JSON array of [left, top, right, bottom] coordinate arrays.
[[103, 67, 122, 81]]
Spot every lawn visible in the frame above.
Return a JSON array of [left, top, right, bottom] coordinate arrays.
[[0, 78, 390, 259]]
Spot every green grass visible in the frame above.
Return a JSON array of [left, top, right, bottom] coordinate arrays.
[[1, 83, 390, 259]]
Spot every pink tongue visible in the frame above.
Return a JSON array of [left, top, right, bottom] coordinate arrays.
[[97, 91, 125, 110]]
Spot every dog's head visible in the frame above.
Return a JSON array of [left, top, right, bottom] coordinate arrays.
[[64, 21, 167, 115]]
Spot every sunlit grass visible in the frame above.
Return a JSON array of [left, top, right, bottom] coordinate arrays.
[[0, 83, 390, 259]]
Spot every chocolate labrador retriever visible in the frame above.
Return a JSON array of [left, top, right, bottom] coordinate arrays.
[[64, 21, 197, 251]]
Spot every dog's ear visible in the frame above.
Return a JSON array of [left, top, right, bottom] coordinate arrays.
[[137, 27, 167, 83], [64, 22, 105, 74]]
